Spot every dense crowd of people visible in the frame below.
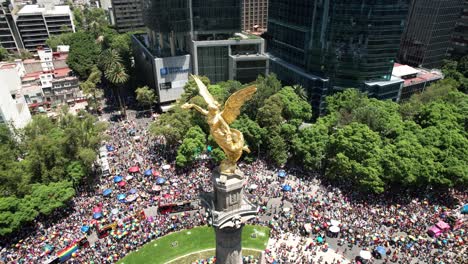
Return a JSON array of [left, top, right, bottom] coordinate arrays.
[[0, 115, 466, 264]]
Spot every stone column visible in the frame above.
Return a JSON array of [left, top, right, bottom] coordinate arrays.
[[215, 226, 243, 264]]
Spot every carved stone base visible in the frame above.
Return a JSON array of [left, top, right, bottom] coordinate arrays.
[[215, 226, 243, 264]]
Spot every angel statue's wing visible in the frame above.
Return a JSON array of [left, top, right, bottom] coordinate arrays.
[[221, 85, 257, 124], [192, 75, 218, 108]]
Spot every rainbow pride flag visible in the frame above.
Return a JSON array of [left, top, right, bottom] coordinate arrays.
[[57, 243, 78, 262]]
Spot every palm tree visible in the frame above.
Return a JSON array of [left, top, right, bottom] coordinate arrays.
[[292, 84, 308, 101], [105, 61, 129, 117], [99, 49, 122, 71]]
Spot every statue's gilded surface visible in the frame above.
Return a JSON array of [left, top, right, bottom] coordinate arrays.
[[182, 76, 256, 175]]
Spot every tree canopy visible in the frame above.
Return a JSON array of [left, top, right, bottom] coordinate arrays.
[[0, 111, 106, 236]]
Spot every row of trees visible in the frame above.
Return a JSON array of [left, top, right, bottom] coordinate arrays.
[[151, 62, 467, 194], [0, 110, 107, 236]]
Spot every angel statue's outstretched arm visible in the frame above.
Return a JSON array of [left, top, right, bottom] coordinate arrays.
[[181, 103, 208, 116]]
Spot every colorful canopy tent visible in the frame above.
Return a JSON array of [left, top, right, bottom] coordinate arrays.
[[128, 166, 140, 173], [375, 246, 386, 256], [144, 169, 153, 176], [117, 194, 127, 200], [282, 185, 292, 192], [102, 189, 112, 196], [129, 188, 137, 194], [428, 226, 443, 237], [278, 170, 286, 178], [462, 204, 468, 214], [436, 221, 450, 232], [156, 177, 166, 185], [93, 212, 102, 219], [118, 181, 127, 187], [113, 176, 123, 183], [359, 250, 372, 260], [81, 226, 90, 233]]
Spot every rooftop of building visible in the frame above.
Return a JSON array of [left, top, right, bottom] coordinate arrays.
[[22, 67, 72, 80], [393, 63, 443, 87], [17, 4, 70, 16]]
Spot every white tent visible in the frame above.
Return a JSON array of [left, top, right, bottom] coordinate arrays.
[[329, 225, 340, 233], [360, 250, 372, 260]]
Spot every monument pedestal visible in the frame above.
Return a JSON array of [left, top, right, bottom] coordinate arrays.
[[199, 167, 257, 264], [215, 226, 243, 264]]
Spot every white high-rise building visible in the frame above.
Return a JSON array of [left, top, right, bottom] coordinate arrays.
[[14, 4, 75, 51], [0, 63, 32, 130]]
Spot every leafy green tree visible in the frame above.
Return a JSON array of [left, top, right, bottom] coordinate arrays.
[[210, 148, 226, 164], [176, 126, 206, 167], [231, 115, 266, 155], [326, 123, 385, 193], [135, 86, 157, 110], [46, 32, 74, 50], [67, 32, 101, 79], [244, 74, 282, 117], [277, 86, 312, 122], [256, 94, 284, 128], [0, 46, 9, 61], [149, 105, 193, 146], [292, 119, 331, 171], [266, 132, 288, 166]]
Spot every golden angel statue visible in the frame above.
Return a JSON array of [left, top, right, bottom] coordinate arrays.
[[182, 76, 256, 175]]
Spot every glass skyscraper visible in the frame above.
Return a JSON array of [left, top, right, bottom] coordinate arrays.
[[398, 0, 464, 68], [266, 0, 409, 112]]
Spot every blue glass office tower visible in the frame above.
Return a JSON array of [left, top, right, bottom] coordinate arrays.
[[266, 0, 409, 113]]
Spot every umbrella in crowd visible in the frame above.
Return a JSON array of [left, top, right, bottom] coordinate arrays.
[[118, 181, 127, 187], [375, 246, 386, 256], [128, 166, 140, 173], [111, 208, 119, 215], [113, 176, 123, 183], [162, 164, 171, 170], [106, 145, 114, 152], [125, 175, 133, 181], [117, 194, 126, 200], [102, 189, 112, 196], [278, 170, 287, 178], [152, 170, 160, 176], [156, 177, 166, 185], [93, 212, 103, 219], [80, 226, 90, 233], [462, 204, 468, 214], [93, 206, 102, 213], [152, 185, 161, 192], [129, 188, 137, 194], [282, 185, 292, 192], [144, 169, 153, 176]]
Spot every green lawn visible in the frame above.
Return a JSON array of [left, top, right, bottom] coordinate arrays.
[[118, 225, 270, 264]]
